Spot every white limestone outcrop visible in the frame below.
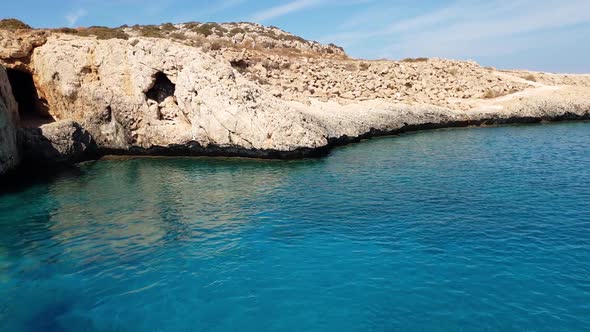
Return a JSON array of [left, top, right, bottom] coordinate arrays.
[[0, 27, 588, 168]]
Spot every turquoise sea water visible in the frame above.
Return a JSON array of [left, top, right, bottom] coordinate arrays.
[[1, 122, 589, 331]]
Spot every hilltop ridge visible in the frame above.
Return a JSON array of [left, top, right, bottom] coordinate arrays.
[[1, 19, 345, 56]]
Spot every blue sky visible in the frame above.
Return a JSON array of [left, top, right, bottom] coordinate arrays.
[[4, 0, 590, 73]]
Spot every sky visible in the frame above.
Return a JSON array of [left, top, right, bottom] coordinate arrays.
[[3, 0, 590, 73]]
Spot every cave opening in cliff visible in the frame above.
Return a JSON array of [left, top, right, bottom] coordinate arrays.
[[230, 59, 249, 73], [6, 68, 53, 127], [146, 72, 176, 103]]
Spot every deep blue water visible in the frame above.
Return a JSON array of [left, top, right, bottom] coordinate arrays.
[[1, 122, 589, 331]]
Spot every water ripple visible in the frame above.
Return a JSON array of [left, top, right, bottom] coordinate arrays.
[[0, 123, 589, 331]]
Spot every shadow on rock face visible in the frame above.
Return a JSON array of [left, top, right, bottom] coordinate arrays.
[[18, 120, 99, 167], [5, 68, 54, 128], [0, 119, 97, 195]]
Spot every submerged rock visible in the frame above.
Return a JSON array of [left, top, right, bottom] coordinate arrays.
[[18, 120, 97, 167]]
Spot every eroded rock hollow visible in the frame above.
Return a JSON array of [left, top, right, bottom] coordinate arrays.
[[5, 68, 52, 127]]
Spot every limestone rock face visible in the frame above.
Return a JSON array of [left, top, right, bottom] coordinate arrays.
[[0, 66, 19, 175], [1, 29, 589, 162], [18, 120, 97, 166], [30, 35, 329, 156]]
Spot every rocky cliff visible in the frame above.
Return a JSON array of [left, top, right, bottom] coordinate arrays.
[[0, 21, 589, 174], [0, 66, 19, 174]]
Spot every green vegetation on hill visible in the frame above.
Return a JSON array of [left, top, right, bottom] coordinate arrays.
[[160, 23, 177, 31], [138, 25, 164, 38], [56, 26, 129, 40], [0, 18, 32, 30], [401, 57, 429, 63], [0, 19, 345, 56]]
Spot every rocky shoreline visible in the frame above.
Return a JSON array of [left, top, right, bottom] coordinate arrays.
[[1, 21, 589, 179], [103, 109, 590, 160]]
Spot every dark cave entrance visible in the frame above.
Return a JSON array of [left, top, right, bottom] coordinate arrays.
[[6, 68, 53, 127], [230, 59, 250, 73], [146, 72, 176, 103]]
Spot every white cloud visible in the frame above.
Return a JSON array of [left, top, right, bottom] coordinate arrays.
[[65, 9, 88, 27], [173, 0, 247, 23], [324, 0, 590, 60], [251, 0, 375, 23], [214, 0, 247, 12], [252, 0, 323, 22]]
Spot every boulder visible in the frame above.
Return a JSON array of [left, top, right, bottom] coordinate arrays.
[[0, 30, 47, 69], [18, 120, 98, 166]]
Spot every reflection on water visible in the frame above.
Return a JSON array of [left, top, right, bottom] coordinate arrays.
[[1, 122, 590, 331], [1, 157, 323, 331], [46, 158, 312, 261]]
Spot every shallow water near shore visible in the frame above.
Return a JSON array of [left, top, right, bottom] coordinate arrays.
[[1, 122, 589, 331]]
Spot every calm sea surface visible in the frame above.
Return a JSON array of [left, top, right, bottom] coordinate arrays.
[[1, 122, 589, 331]]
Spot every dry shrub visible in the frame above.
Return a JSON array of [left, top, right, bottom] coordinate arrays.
[[359, 63, 370, 71], [70, 26, 129, 40], [161, 23, 177, 31], [523, 74, 537, 82], [191, 25, 213, 37], [181, 36, 207, 48], [328, 43, 345, 53], [55, 27, 78, 34], [0, 18, 31, 30], [229, 27, 246, 36], [274, 32, 306, 43], [344, 63, 357, 71], [191, 23, 225, 37], [170, 32, 187, 40], [210, 42, 223, 51], [140, 25, 163, 38], [401, 57, 429, 63]]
